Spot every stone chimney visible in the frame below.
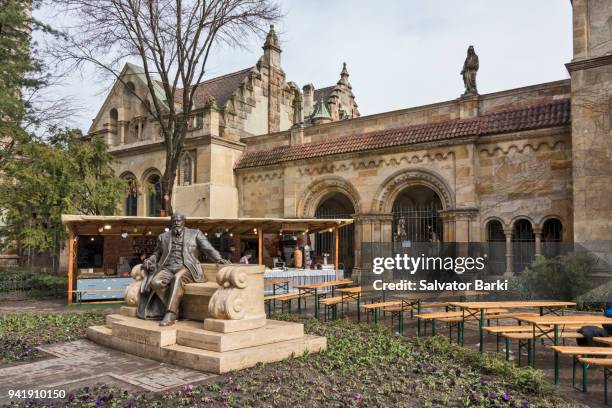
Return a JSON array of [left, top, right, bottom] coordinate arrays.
[[203, 96, 220, 137], [302, 83, 314, 118]]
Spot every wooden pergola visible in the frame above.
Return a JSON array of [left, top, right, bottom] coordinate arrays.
[[61, 215, 353, 304]]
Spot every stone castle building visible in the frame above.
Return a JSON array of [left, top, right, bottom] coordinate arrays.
[[87, 1, 612, 278]]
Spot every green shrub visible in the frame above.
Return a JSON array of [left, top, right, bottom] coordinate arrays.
[[576, 281, 612, 311], [520, 254, 594, 301], [0, 268, 66, 298]]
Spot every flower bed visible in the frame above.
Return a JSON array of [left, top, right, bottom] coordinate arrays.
[[0, 313, 104, 363], [7, 314, 580, 407]]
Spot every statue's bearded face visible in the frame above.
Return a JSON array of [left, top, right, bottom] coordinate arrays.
[[171, 215, 185, 235]]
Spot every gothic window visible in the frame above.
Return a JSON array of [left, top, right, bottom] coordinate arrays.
[[147, 173, 163, 217], [122, 174, 138, 216], [180, 152, 194, 186]]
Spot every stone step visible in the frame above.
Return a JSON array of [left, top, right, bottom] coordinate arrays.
[[176, 319, 303, 352], [86, 325, 113, 348], [161, 334, 326, 373], [105, 314, 199, 347], [88, 316, 327, 374], [105, 314, 127, 329]]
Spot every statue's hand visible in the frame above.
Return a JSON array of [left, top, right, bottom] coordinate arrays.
[[143, 258, 155, 271]]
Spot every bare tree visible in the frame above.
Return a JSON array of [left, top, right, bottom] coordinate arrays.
[[50, 0, 280, 214]]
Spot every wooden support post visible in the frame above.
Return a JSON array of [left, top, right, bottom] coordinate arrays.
[[67, 227, 75, 304], [258, 225, 264, 265], [334, 226, 339, 270]]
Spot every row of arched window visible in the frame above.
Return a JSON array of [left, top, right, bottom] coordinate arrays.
[[486, 217, 563, 273], [120, 152, 195, 216]]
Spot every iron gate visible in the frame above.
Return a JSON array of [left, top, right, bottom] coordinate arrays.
[[315, 205, 354, 274], [392, 202, 442, 243]]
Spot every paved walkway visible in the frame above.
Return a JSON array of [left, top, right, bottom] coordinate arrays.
[[0, 340, 215, 404]]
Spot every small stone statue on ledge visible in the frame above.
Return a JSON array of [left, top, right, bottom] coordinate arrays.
[[461, 45, 479, 96], [138, 213, 230, 326]]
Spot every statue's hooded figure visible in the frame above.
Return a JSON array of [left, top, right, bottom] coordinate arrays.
[[461, 45, 479, 95], [137, 213, 227, 323]]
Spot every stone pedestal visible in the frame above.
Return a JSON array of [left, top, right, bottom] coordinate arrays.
[[87, 264, 326, 374]]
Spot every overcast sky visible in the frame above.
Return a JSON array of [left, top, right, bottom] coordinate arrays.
[[34, 0, 573, 132]]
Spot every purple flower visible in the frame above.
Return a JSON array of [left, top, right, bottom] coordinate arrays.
[[520, 402, 529, 408], [502, 392, 510, 402], [455, 367, 462, 377]]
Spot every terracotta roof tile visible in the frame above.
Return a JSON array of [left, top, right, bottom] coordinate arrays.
[[169, 68, 252, 109], [235, 98, 571, 170]]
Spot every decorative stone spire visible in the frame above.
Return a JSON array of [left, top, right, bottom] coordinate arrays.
[[263, 25, 280, 51], [337, 62, 350, 87], [262, 24, 281, 68]]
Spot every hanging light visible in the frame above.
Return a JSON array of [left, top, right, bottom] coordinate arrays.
[[97, 226, 104, 233], [103, 224, 112, 230], [121, 230, 128, 239], [253, 228, 257, 234], [90, 237, 95, 241], [164, 227, 169, 232], [229, 233, 234, 237]]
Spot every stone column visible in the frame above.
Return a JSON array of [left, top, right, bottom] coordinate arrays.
[[534, 226, 542, 258], [504, 228, 513, 276], [117, 120, 127, 145], [439, 208, 479, 242]]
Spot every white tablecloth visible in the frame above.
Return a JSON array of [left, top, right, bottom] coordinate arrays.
[[264, 268, 344, 294]]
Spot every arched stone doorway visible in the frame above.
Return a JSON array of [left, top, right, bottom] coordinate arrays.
[[314, 193, 355, 274], [391, 185, 443, 243]]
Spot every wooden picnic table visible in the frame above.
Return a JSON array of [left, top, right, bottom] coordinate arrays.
[[295, 279, 353, 317], [594, 337, 612, 345], [449, 300, 576, 353], [515, 314, 612, 384]]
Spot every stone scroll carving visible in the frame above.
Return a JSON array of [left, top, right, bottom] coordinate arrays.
[[208, 266, 249, 320]]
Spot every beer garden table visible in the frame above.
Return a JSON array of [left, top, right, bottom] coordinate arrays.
[[449, 301, 576, 353], [514, 314, 612, 385], [393, 290, 489, 336], [295, 279, 352, 318]]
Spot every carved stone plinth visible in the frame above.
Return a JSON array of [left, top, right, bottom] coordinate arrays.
[[87, 264, 326, 373]]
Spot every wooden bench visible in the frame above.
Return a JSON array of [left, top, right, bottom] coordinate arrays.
[[414, 308, 508, 338], [501, 331, 585, 366], [319, 296, 344, 320], [548, 347, 612, 394], [264, 292, 302, 314], [361, 301, 403, 323], [578, 357, 612, 403]]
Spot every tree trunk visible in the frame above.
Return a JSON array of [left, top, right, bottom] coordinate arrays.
[[161, 171, 176, 216]]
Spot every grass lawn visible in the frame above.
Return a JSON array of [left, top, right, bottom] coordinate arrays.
[[2, 313, 582, 407]]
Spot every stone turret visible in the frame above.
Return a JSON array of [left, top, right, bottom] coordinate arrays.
[[311, 99, 332, 125], [302, 83, 314, 117]]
